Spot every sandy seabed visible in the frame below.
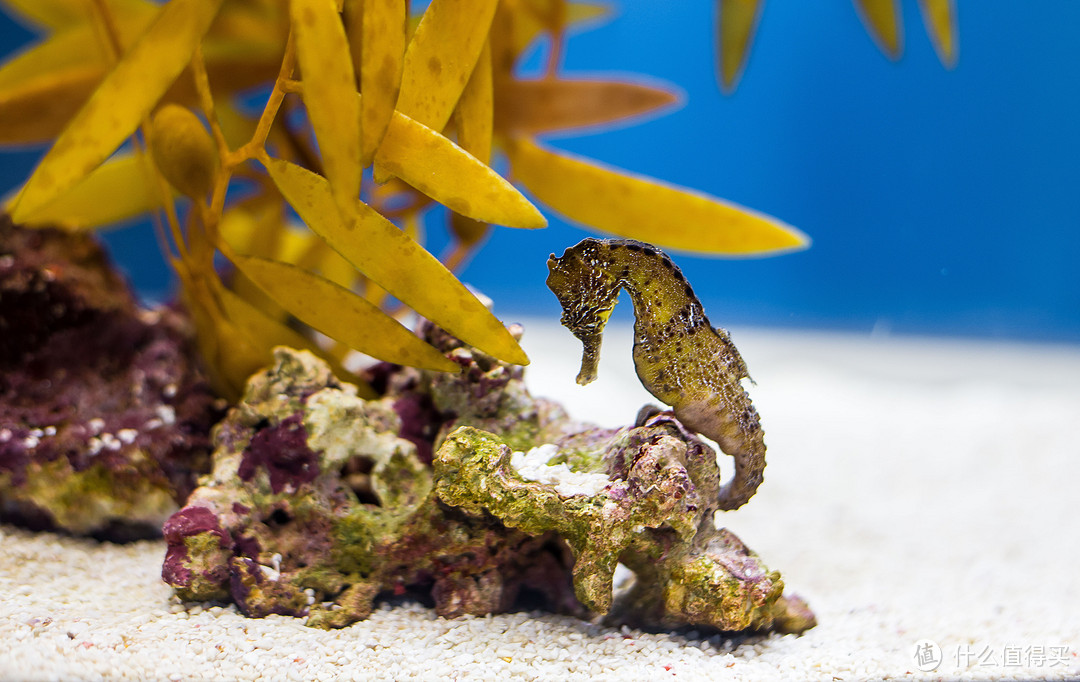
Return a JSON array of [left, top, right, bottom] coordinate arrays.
[[2, 321, 1079, 681]]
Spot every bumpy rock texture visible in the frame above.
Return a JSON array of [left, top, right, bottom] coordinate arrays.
[[164, 325, 815, 634], [0, 216, 219, 540], [163, 346, 581, 628]]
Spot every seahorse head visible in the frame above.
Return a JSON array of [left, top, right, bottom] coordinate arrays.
[[546, 239, 621, 385]]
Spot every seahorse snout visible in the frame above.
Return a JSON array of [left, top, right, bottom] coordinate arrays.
[[574, 331, 603, 385]]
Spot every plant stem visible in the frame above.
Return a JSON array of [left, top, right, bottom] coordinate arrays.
[[240, 31, 298, 163], [190, 45, 232, 160]]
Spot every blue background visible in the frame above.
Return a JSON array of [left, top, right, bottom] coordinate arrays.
[[2, 2, 1079, 342]]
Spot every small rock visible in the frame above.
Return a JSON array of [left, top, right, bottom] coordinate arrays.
[[0, 215, 220, 540]]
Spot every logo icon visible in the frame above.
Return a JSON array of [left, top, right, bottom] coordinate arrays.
[[913, 639, 942, 672]]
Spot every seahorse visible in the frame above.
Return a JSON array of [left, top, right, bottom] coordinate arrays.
[[546, 237, 764, 511]]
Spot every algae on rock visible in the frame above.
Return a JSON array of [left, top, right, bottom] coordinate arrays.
[[163, 326, 814, 634], [164, 344, 580, 628], [435, 421, 813, 633], [0, 216, 220, 541]]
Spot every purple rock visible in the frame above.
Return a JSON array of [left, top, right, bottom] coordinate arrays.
[[239, 414, 319, 493], [0, 215, 220, 541]]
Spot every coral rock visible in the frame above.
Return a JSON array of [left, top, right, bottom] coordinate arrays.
[[163, 348, 579, 628], [435, 417, 814, 633], [0, 215, 219, 540], [163, 328, 814, 634]]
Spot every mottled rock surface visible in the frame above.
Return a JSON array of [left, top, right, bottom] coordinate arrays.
[[164, 327, 814, 634], [164, 348, 581, 628], [437, 420, 814, 634], [0, 215, 219, 540]]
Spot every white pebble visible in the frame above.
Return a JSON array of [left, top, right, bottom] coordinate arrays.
[[155, 405, 176, 426]]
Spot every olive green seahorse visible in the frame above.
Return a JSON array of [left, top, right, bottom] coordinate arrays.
[[546, 237, 764, 511]]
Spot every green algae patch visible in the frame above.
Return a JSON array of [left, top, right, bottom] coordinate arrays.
[[15, 458, 177, 536]]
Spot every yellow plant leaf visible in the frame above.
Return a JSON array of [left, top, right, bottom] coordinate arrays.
[[196, 0, 285, 96], [215, 279, 376, 399], [1, 0, 153, 30], [263, 158, 530, 366], [447, 40, 494, 255], [219, 199, 284, 261], [201, 34, 284, 65], [307, 238, 361, 290], [717, 0, 764, 92], [206, 0, 288, 51], [228, 268, 289, 326], [519, 0, 566, 33], [360, 0, 406, 164], [221, 198, 358, 289], [198, 55, 281, 106], [276, 227, 330, 276], [291, 0, 362, 216], [199, 0, 285, 78], [10, 0, 225, 222], [494, 77, 679, 136], [565, 2, 609, 25], [376, 108, 545, 229], [273, 226, 360, 290], [227, 252, 461, 373], [396, 0, 498, 132], [0, 9, 156, 143], [180, 252, 373, 399], [401, 208, 422, 243], [220, 201, 355, 327], [342, 0, 363, 79], [0, 66, 104, 144], [0, 36, 102, 94], [10, 152, 162, 230], [853, 0, 902, 59], [488, 2, 517, 78], [218, 202, 295, 321], [0, 31, 246, 146], [505, 1, 611, 58], [449, 212, 490, 250], [362, 276, 388, 308], [506, 138, 808, 255], [918, 0, 957, 67], [215, 282, 314, 361], [566, 2, 611, 29], [213, 100, 258, 152], [0, 12, 154, 92], [174, 257, 260, 399], [454, 40, 493, 165]]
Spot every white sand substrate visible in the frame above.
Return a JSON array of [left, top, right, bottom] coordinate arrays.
[[2, 321, 1079, 681]]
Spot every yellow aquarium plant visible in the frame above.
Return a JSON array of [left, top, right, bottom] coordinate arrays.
[[717, 0, 957, 91], [0, 0, 955, 400]]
